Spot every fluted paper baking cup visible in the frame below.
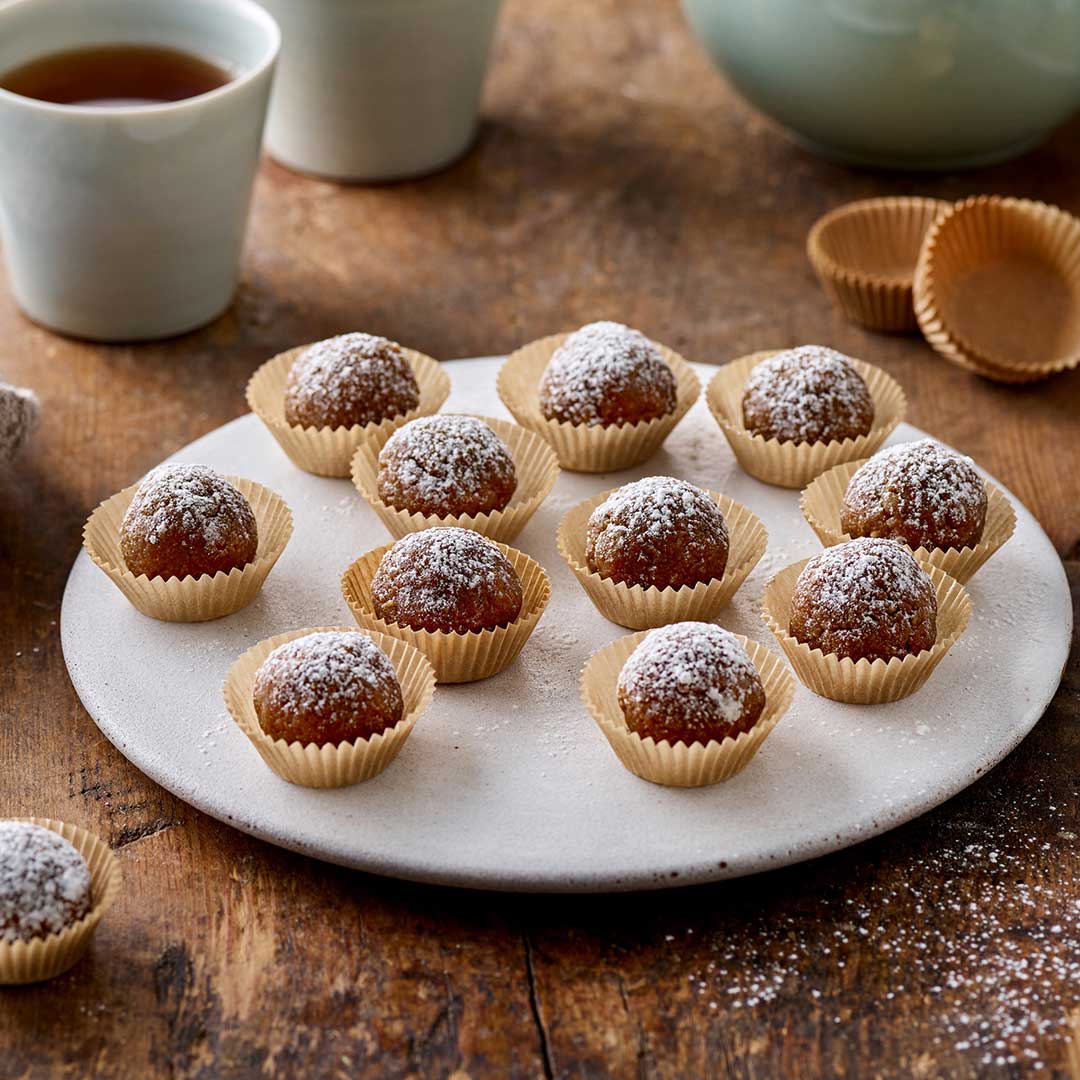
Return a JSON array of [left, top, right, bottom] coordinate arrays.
[[557, 488, 767, 629], [83, 477, 293, 623], [495, 333, 700, 473], [800, 458, 1016, 584], [351, 415, 560, 543], [247, 344, 451, 477], [341, 542, 551, 683], [580, 631, 794, 787], [223, 626, 436, 788], [0, 818, 121, 985], [761, 559, 970, 704], [706, 351, 906, 489]]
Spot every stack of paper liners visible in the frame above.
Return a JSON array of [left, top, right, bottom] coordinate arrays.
[[341, 543, 551, 683], [556, 488, 767, 629], [800, 459, 1016, 584], [0, 819, 121, 985], [761, 559, 971, 705], [495, 333, 700, 473], [580, 631, 795, 787], [706, 352, 906, 489], [351, 415, 560, 543], [247, 344, 451, 477], [223, 626, 436, 788], [83, 477, 293, 622]]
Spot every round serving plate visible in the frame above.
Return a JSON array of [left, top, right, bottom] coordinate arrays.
[[61, 358, 1072, 892]]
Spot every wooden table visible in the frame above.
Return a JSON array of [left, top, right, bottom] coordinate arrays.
[[2, 1, 1078, 1075]]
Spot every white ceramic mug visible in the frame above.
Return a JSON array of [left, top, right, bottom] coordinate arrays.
[[260, 0, 502, 181], [0, 0, 280, 342]]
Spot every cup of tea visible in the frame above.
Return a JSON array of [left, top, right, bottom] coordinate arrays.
[[0, 0, 280, 342]]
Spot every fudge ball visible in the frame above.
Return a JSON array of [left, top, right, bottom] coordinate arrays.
[[377, 415, 517, 518], [253, 631, 403, 746], [283, 332, 419, 430], [789, 537, 937, 663], [617, 622, 765, 746], [0, 821, 92, 943], [371, 527, 523, 634], [538, 321, 677, 427], [841, 438, 988, 551], [120, 464, 258, 581], [742, 345, 875, 445], [585, 476, 729, 590]]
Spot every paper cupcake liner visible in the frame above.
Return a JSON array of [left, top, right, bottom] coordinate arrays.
[[807, 197, 950, 332], [580, 631, 795, 787], [556, 488, 768, 630], [83, 477, 293, 623], [706, 351, 906, 489], [350, 415, 561, 543], [800, 458, 1016, 584], [761, 558, 971, 705], [0, 819, 121, 985], [247, 344, 452, 477], [914, 196, 1080, 383], [495, 333, 701, 473], [223, 626, 436, 788]]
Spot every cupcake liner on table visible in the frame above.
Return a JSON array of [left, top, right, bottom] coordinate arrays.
[[761, 559, 971, 705], [341, 542, 551, 683], [0, 819, 121, 985], [223, 626, 436, 789], [556, 488, 767, 630], [350, 415, 560, 543], [495, 333, 700, 473], [800, 458, 1016, 584], [580, 631, 795, 788], [82, 477, 293, 623], [246, 343, 451, 477], [706, 351, 906, 489]]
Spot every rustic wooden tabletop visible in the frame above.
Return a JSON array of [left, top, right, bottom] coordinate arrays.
[[1, 1, 1078, 1076]]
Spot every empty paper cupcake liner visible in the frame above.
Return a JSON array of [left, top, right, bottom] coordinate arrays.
[[761, 558, 971, 705], [556, 488, 768, 630], [341, 542, 551, 683], [247, 344, 451, 477], [706, 351, 906, 489], [351, 415, 561, 543], [580, 631, 795, 787], [495, 333, 701, 473], [223, 626, 436, 788], [83, 476, 293, 623], [0, 818, 121, 985]]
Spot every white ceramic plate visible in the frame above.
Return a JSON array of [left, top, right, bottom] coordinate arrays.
[[61, 358, 1072, 892]]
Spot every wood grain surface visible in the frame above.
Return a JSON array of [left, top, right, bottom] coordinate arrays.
[[1, 1, 1078, 1076]]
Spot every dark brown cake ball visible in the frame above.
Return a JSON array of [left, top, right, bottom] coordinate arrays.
[[617, 622, 765, 746], [120, 464, 258, 581], [371, 527, 523, 634], [789, 537, 937, 663], [538, 321, 677, 427], [742, 345, 874, 445], [252, 631, 403, 746], [283, 332, 419, 430], [0, 821, 92, 943], [841, 438, 988, 551], [377, 416, 517, 518], [585, 476, 729, 590]]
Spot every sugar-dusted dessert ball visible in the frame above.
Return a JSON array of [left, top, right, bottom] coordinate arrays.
[[538, 321, 677, 427], [120, 464, 258, 581], [283, 332, 419, 430], [585, 476, 728, 590], [742, 345, 874, 445], [617, 622, 765, 746]]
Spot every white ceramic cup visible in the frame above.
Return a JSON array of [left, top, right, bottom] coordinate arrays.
[[0, 0, 280, 342], [260, 0, 502, 182]]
